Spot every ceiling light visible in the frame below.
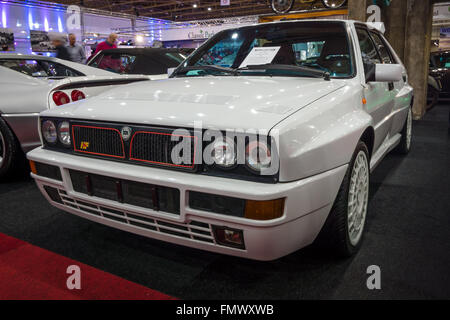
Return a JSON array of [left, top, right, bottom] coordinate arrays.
[[208, 7, 212, 11], [193, 4, 198, 8], [135, 35, 144, 43]]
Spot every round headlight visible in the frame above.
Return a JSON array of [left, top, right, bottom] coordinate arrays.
[[42, 120, 57, 144], [246, 140, 272, 172], [212, 137, 236, 168], [58, 121, 71, 146]]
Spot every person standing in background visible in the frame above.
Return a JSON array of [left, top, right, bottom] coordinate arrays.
[[88, 33, 118, 60], [67, 33, 86, 64], [49, 33, 70, 61]]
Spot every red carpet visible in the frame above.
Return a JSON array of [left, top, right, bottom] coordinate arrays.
[[0, 233, 176, 300]]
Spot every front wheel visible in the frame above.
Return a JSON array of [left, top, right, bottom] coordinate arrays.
[[0, 117, 23, 179], [315, 141, 370, 257]]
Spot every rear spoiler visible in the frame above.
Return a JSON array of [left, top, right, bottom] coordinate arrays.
[[52, 76, 150, 91]]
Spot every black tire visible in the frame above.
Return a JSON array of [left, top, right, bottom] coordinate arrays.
[[270, 0, 294, 14], [315, 141, 370, 257], [394, 107, 412, 155], [426, 85, 439, 110], [0, 117, 23, 179]]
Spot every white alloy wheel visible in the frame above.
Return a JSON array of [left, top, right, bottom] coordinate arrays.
[[347, 150, 369, 246]]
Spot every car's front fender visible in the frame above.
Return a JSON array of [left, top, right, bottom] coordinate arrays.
[[272, 84, 373, 182]]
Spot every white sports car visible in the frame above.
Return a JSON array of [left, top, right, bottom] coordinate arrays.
[[28, 20, 413, 261], [0, 55, 151, 178]]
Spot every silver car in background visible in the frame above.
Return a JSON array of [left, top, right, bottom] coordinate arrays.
[[0, 55, 150, 179]]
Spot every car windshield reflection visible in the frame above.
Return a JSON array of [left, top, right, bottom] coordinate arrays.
[[173, 21, 354, 79]]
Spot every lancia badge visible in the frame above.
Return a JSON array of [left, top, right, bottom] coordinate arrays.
[[121, 126, 132, 141]]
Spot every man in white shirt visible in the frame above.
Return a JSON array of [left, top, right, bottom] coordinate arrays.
[[66, 33, 86, 64]]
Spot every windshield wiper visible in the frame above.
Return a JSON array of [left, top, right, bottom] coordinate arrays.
[[173, 65, 238, 77], [238, 64, 330, 81]]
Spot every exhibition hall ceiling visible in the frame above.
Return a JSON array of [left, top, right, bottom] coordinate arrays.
[[41, 0, 328, 21]]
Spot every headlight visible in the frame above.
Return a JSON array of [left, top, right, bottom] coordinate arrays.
[[246, 140, 272, 172], [42, 120, 57, 144], [58, 121, 71, 146], [212, 137, 236, 168]]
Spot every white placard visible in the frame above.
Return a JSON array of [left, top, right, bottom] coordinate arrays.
[[221, 0, 230, 6], [239, 47, 281, 68]]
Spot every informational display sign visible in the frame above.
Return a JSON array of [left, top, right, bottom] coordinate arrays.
[[221, 0, 231, 5], [434, 4, 450, 21], [30, 30, 55, 52], [239, 46, 281, 68], [0, 28, 15, 51]]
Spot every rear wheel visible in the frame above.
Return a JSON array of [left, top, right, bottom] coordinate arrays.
[[395, 107, 412, 155], [316, 141, 370, 257], [0, 117, 23, 179]]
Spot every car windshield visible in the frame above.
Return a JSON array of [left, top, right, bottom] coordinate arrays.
[[89, 51, 187, 75], [431, 53, 450, 68], [173, 21, 354, 79]]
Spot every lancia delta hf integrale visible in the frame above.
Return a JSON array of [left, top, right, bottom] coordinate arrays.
[[28, 20, 413, 261]]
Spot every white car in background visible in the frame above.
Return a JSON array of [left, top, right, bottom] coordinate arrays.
[[29, 20, 413, 261], [0, 55, 151, 178]]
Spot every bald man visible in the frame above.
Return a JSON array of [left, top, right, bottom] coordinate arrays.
[[90, 33, 118, 59]]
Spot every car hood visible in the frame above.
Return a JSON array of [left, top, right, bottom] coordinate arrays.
[[43, 76, 346, 130]]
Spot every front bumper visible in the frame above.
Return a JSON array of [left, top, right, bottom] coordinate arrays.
[[27, 147, 347, 261]]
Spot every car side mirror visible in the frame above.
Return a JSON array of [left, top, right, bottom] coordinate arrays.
[[364, 61, 403, 83]]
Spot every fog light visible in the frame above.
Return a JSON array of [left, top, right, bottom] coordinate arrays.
[[213, 226, 245, 249], [244, 198, 285, 220]]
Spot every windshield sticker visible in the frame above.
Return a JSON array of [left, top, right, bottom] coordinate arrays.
[[239, 46, 281, 68]]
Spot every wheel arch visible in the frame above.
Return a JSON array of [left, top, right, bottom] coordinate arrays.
[[359, 126, 375, 159]]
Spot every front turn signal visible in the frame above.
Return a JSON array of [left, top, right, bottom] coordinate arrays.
[[29, 160, 37, 175], [244, 198, 285, 220]]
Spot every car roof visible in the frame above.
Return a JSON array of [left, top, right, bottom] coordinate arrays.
[[96, 48, 191, 55], [0, 53, 58, 60], [0, 53, 116, 76]]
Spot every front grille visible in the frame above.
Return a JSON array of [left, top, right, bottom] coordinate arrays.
[[52, 187, 214, 244], [72, 125, 125, 159], [130, 131, 196, 168], [70, 122, 197, 171], [69, 170, 180, 215]]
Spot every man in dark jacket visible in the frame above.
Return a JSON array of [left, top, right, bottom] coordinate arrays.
[[50, 34, 70, 61]]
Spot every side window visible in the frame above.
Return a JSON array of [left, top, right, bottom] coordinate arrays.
[[0, 59, 49, 77], [39, 61, 83, 77], [370, 32, 393, 64], [91, 54, 135, 74], [356, 28, 381, 64]]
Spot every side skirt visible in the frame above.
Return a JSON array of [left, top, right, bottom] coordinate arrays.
[[370, 133, 401, 172]]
